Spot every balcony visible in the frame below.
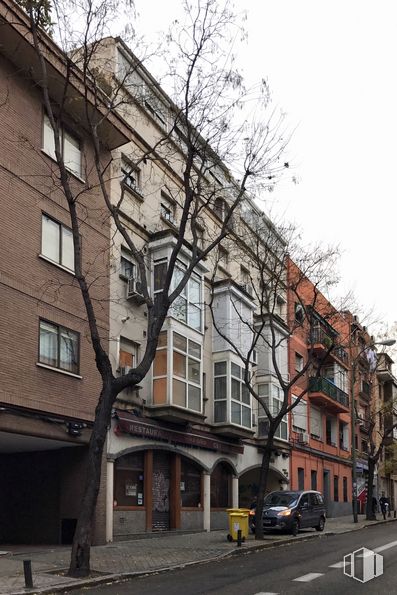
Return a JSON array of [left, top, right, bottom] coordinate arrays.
[[212, 423, 255, 439], [146, 404, 206, 425], [308, 376, 350, 413], [309, 327, 333, 355]]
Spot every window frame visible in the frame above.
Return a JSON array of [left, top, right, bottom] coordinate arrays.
[[41, 213, 75, 273], [38, 318, 80, 375], [214, 360, 252, 429], [42, 113, 82, 179], [257, 383, 288, 440], [120, 158, 143, 198]]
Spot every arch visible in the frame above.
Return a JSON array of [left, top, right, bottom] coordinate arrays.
[[108, 443, 210, 472], [209, 457, 238, 477], [237, 464, 288, 482], [238, 465, 289, 508]]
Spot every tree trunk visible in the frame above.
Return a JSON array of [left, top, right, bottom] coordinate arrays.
[[255, 429, 275, 540], [68, 381, 115, 577], [366, 457, 377, 521]]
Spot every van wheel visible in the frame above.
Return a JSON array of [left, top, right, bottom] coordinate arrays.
[[316, 517, 325, 532], [291, 519, 299, 536]]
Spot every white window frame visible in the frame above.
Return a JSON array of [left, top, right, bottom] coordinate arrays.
[[214, 359, 252, 429], [258, 383, 288, 440], [121, 158, 142, 197], [39, 319, 79, 374], [43, 114, 82, 178], [41, 213, 75, 272]]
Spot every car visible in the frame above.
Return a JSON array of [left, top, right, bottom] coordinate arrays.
[[249, 490, 326, 536]]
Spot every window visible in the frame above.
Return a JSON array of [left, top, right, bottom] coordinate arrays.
[[361, 440, 368, 453], [39, 320, 79, 374], [339, 421, 349, 450], [181, 458, 202, 507], [334, 475, 339, 502], [161, 200, 175, 224], [119, 337, 138, 374], [292, 395, 307, 432], [152, 331, 202, 412], [170, 264, 202, 331], [295, 302, 304, 323], [120, 248, 135, 280], [121, 159, 142, 196], [114, 452, 144, 507], [214, 361, 251, 428], [310, 405, 323, 440], [297, 468, 305, 491], [258, 384, 287, 439], [41, 214, 74, 272], [240, 266, 250, 285], [295, 353, 304, 373], [43, 114, 82, 177], [343, 477, 348, 502], [218, 245, 229, 269], [311, 470, 317, 490], [326, 416, 337, 446], [213, 197, 228, 221]]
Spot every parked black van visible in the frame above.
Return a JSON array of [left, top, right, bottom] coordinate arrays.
[[249, 490, 326, 536]]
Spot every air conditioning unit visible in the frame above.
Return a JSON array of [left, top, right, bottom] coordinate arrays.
[[297, 432, 309, 445], [126, 277, 146, 304]]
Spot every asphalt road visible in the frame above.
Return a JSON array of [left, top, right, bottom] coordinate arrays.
[[76, 522, 397, 595]]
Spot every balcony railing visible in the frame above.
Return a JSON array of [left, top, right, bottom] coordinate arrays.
[[309, 376, 349, 408], [333, 346, 349, 365], [309, 327, 333, 348]]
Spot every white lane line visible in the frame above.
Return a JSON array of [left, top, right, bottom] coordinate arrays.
[[293, 573, 324, 582], [252, 592, 279, 595], [374, 540, 397, 553], [329, 561, 345, 568]]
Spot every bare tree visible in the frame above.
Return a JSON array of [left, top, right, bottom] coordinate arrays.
[[17, 0, 290, 574], [209, 216, 344, 538]]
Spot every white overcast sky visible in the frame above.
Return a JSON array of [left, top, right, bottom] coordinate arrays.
[[132, 0, 397, 333]]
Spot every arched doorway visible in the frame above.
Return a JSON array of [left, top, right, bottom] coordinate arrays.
[[210, 461, 234, 530], [239, 466, 288, 507]]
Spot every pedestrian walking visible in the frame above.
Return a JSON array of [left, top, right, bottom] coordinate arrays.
[[379, 492, 389, 520]]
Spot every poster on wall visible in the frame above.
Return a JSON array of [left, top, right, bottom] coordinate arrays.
[[125, 483, 137, 497]]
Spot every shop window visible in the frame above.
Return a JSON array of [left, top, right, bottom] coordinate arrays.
[[211, 463, 231, 508], [181, 458, 202, 507], [114, 452, 145, 507]]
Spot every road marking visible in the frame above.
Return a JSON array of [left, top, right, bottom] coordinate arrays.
[[293, 573, 324, 582], [329, 561, 345, 568], [252, 592, 279, 595], [374, 540, 397, 553]]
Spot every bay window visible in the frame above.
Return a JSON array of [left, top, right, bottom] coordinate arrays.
[[213, 360, 252, 428], [257, 383, 288, 440]]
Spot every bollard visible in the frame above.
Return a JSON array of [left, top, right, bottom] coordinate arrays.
[[23, 560, 33, 589], [237, 529, 242, 547]]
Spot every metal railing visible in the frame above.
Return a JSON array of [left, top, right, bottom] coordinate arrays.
[[309, 376, 349, 408]]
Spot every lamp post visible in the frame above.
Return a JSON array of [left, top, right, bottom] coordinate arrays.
[[350, 339, 396, 523]]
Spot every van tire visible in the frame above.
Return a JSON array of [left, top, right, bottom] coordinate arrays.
[[315, 517, 325, 532], [291, 519, 299, 536]]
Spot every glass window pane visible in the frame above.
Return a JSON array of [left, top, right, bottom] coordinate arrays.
[[153, 350, 167, 376], [214, 401, 226, 423], [171, 295, 187, 322], [172, 265, 187, 294], [188, 304, 201, 330], [153, 378, 167, 404], [188, 358, 200, 384], [173, 332, 187, 352], [157, 331, 167, 348], [61, 226, 74, 270], [39, 321, 58, 367], [63, 130, 81, 177], [173, 351, 186, 378], [42, 215, 60, 263], [280, 420, 288, 440], [242, 384, 250, 404], [120, 256, 134, 278], [214, 377, 226, 400], [189, 277, 201, 303], [231, 363, 241, 378], [214, 361, 226, 376], [258, 384, 269, 397], [241, 406, 251, 428], [43, 115, 56, 159], [231, 401, 241, 425], [154, 261, 167, 291], [188, 340, 201, 359], [60, 328, 78, 373], [231, 378, 241, 401], [172, 379, 186, 407], [188, 385, 201, 412]]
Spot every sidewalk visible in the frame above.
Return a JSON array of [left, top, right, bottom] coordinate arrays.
[[1, 514, 396, 595]]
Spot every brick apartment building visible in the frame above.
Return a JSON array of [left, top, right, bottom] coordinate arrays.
[[287, 259, 352, 517], [0, 0, 130, 544]]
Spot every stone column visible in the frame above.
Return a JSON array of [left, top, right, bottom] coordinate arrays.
[[105, 460, 114, 543], [203, 472, 211, 532], [232, 475, 239, 508]]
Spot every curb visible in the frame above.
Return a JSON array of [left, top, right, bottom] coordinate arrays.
[[8, 518, 397, 595]]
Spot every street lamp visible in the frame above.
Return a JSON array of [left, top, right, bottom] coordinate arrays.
[[351, 339, 396, 523]]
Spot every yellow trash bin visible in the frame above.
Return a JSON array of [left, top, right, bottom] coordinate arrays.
[[226, 508, 250, 542]]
